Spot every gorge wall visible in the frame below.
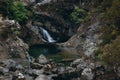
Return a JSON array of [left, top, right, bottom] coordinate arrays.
[[0, 0, 120, 80], [22, 0, 86, 45]]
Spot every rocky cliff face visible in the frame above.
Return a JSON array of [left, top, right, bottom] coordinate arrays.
[[0, 16, 29, 61], [21, 0, 101, 57], [21, 0, 82, 45], [58, 21, 101, 57], [0, 0, 120, 80]]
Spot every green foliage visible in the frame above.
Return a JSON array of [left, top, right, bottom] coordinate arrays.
[[8, 0, 29, 24], [101, 36, 120, 65], [96, 0, 120, 66], [71, 6, 91, 25], [99, 0, 120, 45], [0, 0, 31, 25], [101, 0, 120, 28]]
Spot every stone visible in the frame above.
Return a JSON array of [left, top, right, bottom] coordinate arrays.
[[16, 65, 24, 70], [0, 42, 8, 59], [4, 59, 16, 68], [32, 69, 44, 75], [71, 58, 85, 67], [31, 63, 44, 69], [6, 37, 29, 59], [81, 68, 93, 80], [0, 66, 9, 74], [25, 75, 33, 80], [77, 63, 87, 70], [37, 54, 48, 64], [17, 72, 25, 79], [5, 20, 15, 26], [35, 74, 51, 80], [66, 67, 76, 73]]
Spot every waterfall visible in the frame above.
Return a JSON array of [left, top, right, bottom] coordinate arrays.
[[40, 27, 56, 43], [36, 0, 51, 6]]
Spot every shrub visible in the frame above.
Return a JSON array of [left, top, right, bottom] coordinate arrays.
[[70, 6, 91, 26], [0, 0, 31, 25], [101, 36, 120, 66]]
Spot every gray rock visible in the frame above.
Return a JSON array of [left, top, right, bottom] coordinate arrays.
[[37, 54, 48, 64], [25, 75, 33, 80], [77, 63, 87, 70], [5, 20, 15, 26], [4, 59, 16, 68], [31, 62, 44, 69], [81, 68, 93, 80], [35, 74, 51, 80], [0, 66, 9, 74], [71, 58, 85, 67], [6, 37, 29, 59], [66, 67, 76, 73], [32, 69, 44, 75], [0, 74, 12, 80], [57, 66, 65, 74], [16, 64, 24, 70]]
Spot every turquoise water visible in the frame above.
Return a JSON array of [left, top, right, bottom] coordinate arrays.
[[29, 44, 80, 62]]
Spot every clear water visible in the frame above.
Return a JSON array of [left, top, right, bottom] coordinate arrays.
[[29, 44, 80, 62]]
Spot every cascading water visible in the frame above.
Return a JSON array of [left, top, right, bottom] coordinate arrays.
[[39, 27, 56, 43], [36, 0, 51, 6]]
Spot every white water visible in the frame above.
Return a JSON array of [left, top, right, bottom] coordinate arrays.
[[40, 27, 55, 43], [37, 0, 51, 6]]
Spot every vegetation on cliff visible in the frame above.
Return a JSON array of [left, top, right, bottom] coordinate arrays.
[[93, 0, 120, 66], [70, 0, 120, 66], [0, 0, 120, 67], [0, 0, 32, 24]]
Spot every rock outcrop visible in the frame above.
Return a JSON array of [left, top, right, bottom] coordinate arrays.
[[37, 54, 48, 64], [6, 37, 29, 59], [58, 22, 101, 57], [0, 16, 29, 62]]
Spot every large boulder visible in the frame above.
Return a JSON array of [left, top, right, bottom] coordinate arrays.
[[81, 68, 94, 80], [37, 54, 48, 64]]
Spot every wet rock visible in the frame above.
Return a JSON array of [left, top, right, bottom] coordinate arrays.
[[37, 54, 48, 64]]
